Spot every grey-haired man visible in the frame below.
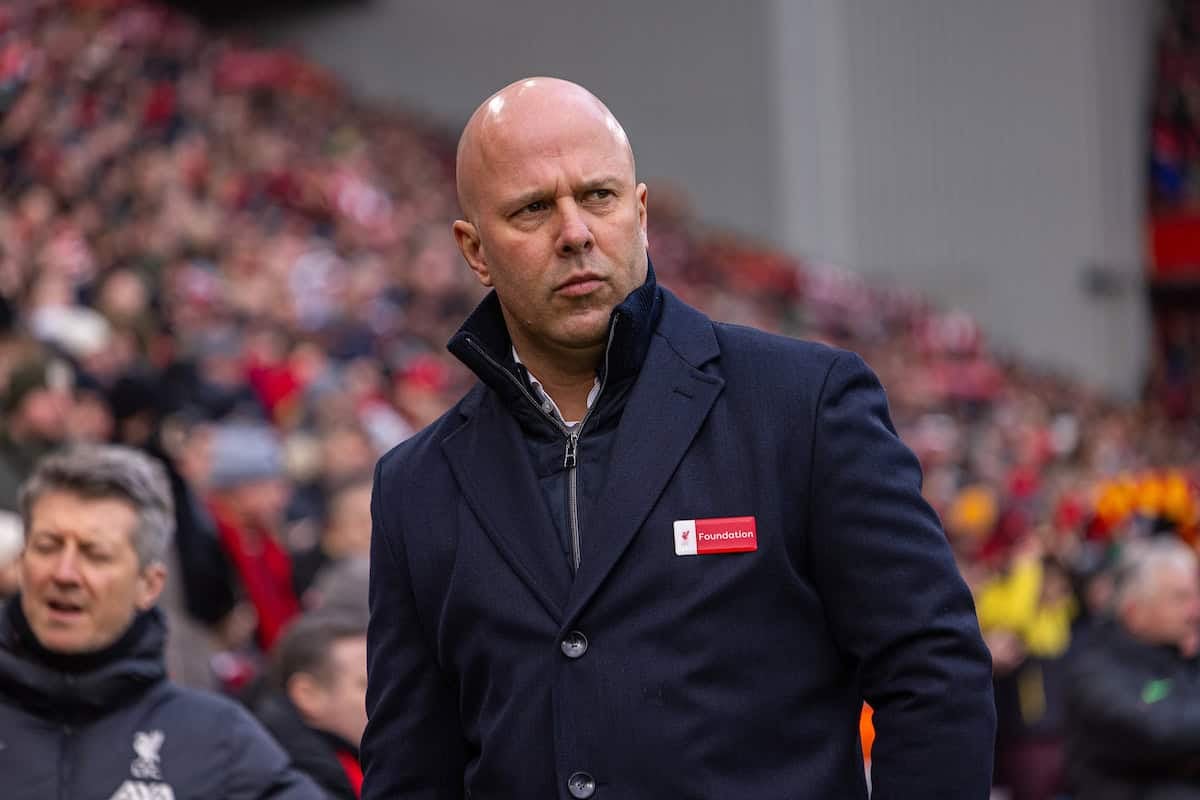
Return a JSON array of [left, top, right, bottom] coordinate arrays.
[[0, 445, 321, 799]]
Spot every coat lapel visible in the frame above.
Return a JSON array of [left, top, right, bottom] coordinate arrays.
[[563, 298, 724, 624], [441, 393, 571, 622]]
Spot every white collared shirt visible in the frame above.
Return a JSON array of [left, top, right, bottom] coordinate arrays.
[[512, 347, 600, 428]]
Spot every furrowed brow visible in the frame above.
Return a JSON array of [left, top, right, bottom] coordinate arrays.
[[582, 175, 622, 190], [504, 189, 550, 213]]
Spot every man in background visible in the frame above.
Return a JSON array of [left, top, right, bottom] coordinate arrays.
[[292, 473, 373, 605], [206, 421, 300, 652], [257, 612, 369, 800], [0, 445, 320, 799], [0, 353, 73, 510], [1065, 537, 1200, 798]]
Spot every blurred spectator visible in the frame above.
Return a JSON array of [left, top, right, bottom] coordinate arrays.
[[0, 354, 73, 510], [111, 374, 237, 627], [256, 612, 368, 800], [1064, 537, 1200, 798], [0, 509, 20, 600], [286, 422, 377, 533], [308, 556, 369, 626], [206, 421, 299, 652], [292, 472, 372, 603], [110, 373, 240, 688], [984, 545, 1075, 800]]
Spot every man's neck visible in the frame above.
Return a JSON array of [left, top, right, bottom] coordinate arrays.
[[510, 341, 602, 425]]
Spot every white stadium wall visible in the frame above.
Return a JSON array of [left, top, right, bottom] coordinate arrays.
[[264, 0, 1155, 398]]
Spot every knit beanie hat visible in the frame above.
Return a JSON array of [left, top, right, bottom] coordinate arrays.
[[207, 422, 285, 490]]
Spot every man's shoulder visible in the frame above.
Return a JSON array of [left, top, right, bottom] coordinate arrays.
[[148, 683, 296, 764], [657, 289, 845, 379], [375, 385, 482, 484], [712, 320, 841, 367], [152, 681, 257, 726]]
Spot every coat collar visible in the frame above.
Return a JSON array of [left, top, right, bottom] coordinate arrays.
[[446, 258, 663, 429], [0, 597, 167, 720], [440, 279, 723, 622]]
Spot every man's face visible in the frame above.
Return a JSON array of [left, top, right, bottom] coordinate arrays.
[[1127, 560, 1200, 654], [305, 636, 369, 746], [455, 95, 649, 359], [228, 478, 289, 530], [324, 483, 373, 559], [18, 385, 73, 442], [20, 491, 164, 654]]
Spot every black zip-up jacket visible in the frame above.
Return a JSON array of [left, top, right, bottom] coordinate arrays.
[[1065, 618, 1200, 799], [447, 263, 660, 571], [255, 691, 359, 800], [0, 598, 322, 800]]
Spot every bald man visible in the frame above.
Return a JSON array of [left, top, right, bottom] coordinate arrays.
[[363, 77, 995, 799]]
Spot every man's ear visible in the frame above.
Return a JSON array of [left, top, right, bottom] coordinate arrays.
[[135, 562, 167, 611], [453, 219, 492, 288], [636, 182, 649, 248], [287, 673, 324, 720]]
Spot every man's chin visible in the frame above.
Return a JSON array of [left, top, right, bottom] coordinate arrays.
[[31, 618, 101, 654], [35, 631, 94, 654], [555, 329, 612, 354]]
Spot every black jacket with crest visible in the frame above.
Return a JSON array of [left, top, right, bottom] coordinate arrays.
[[0, 599, 321, 800]]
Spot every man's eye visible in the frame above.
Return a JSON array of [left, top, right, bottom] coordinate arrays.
[[520, 201, 548, 215], [588, 189, 613, 201]]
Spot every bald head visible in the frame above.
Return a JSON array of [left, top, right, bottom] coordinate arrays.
[[449, 77, 649, 383], [456, 77, 635, 221]]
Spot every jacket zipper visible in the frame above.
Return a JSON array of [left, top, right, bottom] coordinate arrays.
[[464, 319, 618, 572]]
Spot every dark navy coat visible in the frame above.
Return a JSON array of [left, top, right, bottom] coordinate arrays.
[[363, 286, 995, 799]]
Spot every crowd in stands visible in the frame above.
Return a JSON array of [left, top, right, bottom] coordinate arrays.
[[0, 1, 1199, 798], [1148, 0, 1200, 420]]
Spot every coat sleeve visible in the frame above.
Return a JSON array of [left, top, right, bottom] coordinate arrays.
[[361, 457, 467, 800], [1066, 641, 1200, 768], [806, 352, 996, 799], [221, 700, 324, 800]]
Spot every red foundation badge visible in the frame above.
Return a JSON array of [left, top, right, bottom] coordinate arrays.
[[674, 516, 757, 556]]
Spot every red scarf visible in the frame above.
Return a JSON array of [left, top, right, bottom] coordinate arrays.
[[335, 749, 363, 798], [210, 503, 300, 651]]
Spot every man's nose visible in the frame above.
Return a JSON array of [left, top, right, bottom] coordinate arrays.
[[555, 201, 594, 256], [51, 549, 81, 584]]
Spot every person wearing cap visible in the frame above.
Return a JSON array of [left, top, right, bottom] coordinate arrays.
[[0, 444, 322, 799], [0, 353, 74, 511], [362, 78, 994, 799], [206, 421, 301, 652]]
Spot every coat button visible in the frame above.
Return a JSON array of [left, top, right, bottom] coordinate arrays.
[[560, 631, 588, 659], [567, 771, 596, 798]]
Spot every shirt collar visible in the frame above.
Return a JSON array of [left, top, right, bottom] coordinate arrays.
[[511, 347, 600, 428]]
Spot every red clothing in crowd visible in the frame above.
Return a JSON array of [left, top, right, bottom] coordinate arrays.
[[335, 750, 363, 799], [210, 504, 301, 651]]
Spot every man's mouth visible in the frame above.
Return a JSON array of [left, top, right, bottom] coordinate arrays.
[[555, 272, 605, 297], [45, 599, 85, 617]]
